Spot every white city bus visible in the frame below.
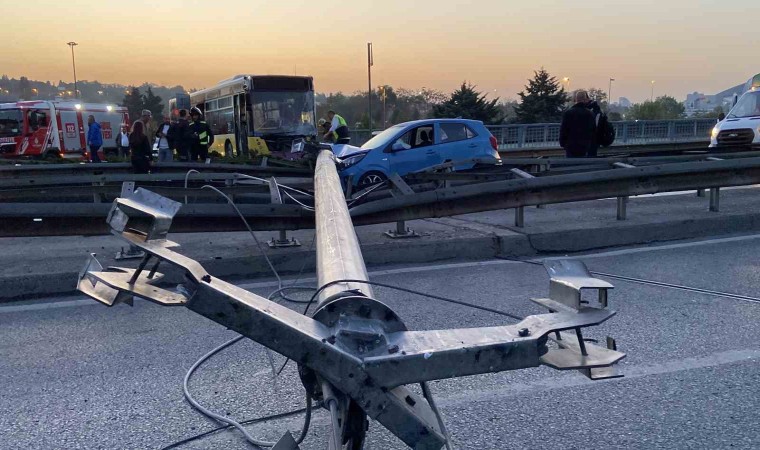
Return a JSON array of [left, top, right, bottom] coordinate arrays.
[[188, 75, 316, 159]]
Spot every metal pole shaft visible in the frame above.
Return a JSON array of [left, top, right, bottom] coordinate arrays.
[[70, 44, 78, 99], [314, 150, 373, 305], [367, 43, 373, 133]]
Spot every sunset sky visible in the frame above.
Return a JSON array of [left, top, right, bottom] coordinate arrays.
[[1, 0, 758, 102]]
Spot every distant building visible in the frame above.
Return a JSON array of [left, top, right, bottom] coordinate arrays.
[[617, 97, 632, 108], [683, 83, 744, 117]]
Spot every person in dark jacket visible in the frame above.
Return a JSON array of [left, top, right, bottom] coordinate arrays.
[[114, 124, 130, 159], [86, 115, 103, 163], [188, 107, 214, 162], [559, 90, 596, 158], [129, 121, 152, 174], [171, 109, 192, 161], [586, 99, 603, 157]]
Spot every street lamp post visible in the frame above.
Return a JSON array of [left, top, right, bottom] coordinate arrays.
[[367, 42, 373, 132], [563, 77, 571, 92], [380, 85, 387, 128], [608, 78, 615, 109], [650, 80, 655, 102], [67, 42, 78, 99]]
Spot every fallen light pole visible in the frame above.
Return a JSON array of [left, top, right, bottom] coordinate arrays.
[[77, 150, 625, 449]]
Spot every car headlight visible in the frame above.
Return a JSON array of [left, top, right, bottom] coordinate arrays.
[[339, 153, 367, 169], [711, 127, 719, 139]]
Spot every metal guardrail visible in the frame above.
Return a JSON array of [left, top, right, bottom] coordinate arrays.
[[487, 119, 716, 150], [2, 154, 759, 237], [348, 119, 716, 149]]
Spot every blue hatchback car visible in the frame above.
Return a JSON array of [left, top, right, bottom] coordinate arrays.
[[334, 119, 501, 187]]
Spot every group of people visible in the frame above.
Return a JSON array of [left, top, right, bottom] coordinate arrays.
[[559, 90, 607, 158], [87, 107, 214, 173]]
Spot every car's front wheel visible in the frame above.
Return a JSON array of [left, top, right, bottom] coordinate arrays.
[[358, 171, 387, 187]]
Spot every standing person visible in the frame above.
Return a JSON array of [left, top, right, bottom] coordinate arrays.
[[114, 124, 130, 159], [129, 121, 152, 174], [323, 110, 350, 144], [559, 91, 596, 158], [585, 98, 603, 158], [132, 109, 157, 148], [188, 107, 214, 162], [86, 115, 103, 163], [172, 109, 192, 161], [156, 115, 173, 162]]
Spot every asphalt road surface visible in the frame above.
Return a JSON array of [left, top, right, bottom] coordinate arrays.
[[2, 234, 760, 449]]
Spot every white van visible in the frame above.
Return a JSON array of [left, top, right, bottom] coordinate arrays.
[[710, 74, 760, 149]]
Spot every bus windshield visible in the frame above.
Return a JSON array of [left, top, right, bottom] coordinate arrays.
[[251, 91, 316, 136], [0, 109, 22, 138], [728, 91, 760, 119]]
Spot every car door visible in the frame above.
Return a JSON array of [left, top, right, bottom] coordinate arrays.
[[436, 122, 482, 170], [386, 125, 442, 175]]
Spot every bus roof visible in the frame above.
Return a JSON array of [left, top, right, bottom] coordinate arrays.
[[189, 74, 314, 105]]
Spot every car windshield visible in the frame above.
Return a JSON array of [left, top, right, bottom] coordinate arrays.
[[728, 91, 760, 119], [0, 109, 22, 138], [361, 124, 405, 149], [251, 90, 316, 136]]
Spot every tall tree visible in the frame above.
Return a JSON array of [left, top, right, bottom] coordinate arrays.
[[514, 68, 568, 123], [18, 77, 32, 100], [122, 87, 144, 122], [627, 96, 685, 120], [142, 87, 165, 118], [432, 82, 502, 125]]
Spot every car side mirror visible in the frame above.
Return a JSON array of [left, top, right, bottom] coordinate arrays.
[[383, 147, 395, 154]]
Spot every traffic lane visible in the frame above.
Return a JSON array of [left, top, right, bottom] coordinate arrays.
[[427, 358, 760, 450], [572, 234, 760, 300], [184, 356, 760, 449], [3, 249, 760, 449], [0, 299, 308, 450]]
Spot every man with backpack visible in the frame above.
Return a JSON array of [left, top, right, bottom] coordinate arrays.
[[587, 97, 616, 157]]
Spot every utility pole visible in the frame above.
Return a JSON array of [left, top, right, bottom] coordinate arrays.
[[608, 78, 615, 110], [381, 85, 387, 128], [367, 43, 373, 132], [67, 42, 78, 99], [650, 80, 655, 102]]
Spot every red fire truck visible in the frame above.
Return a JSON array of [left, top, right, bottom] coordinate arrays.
[[0, 101, 129, 159]]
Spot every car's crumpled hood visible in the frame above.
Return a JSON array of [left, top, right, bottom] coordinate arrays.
[[333, 144, 367, 158]]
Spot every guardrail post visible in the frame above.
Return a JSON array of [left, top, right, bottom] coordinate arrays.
[[667, 121, 675, 141], [384, 174, 420, 238], [517, 125, 526, 148], [709, 187, 720, 212], [621, 123, 628, 144], [697, 189, 705, 197], [617, 196, 628, 220], [267, 177, 301, 248], [515, 206, 525, 227]]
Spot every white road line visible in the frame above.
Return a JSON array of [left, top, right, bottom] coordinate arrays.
[[3, 232, 760, 313], [439, 348, 760, 407], [537, 232, 760, 261]]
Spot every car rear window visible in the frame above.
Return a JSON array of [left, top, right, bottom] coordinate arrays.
[[439, 123, 477, 143]]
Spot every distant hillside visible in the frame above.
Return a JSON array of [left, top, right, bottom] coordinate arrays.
[[0, 75, 186, 115]]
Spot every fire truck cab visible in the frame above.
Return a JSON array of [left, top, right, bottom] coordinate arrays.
[[0, 101, 128, 159]]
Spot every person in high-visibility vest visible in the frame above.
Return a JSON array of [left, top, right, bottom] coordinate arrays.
[[324, 110, 350, 144], [188, 107, 214, 162]]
